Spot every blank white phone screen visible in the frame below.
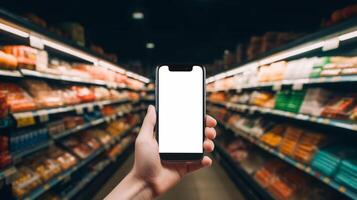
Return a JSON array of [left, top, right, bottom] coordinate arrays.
[[158, 66, 203, 153]]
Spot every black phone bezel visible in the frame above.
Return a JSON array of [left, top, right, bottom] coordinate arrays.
[[155, 65, 206, 161]]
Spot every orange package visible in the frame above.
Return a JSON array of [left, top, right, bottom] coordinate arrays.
[[2, 45, 37, 70], [260, 124, 287, 148], [279, 126, 304, 157], [0, 82, 37, 112], [293, 132, 325, 163], [0, 50, 18, 70]]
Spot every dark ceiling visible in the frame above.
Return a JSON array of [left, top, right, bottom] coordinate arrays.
[[0, 0, 354, 77]]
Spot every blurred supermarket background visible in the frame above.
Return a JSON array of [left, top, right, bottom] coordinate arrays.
[[0, 0, 356, 200]]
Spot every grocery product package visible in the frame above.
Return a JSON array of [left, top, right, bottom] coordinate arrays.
[[0, 82, 37, 112], [22, 80, 64, 108]]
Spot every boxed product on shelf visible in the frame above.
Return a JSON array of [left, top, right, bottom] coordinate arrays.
[[10, 127, 49, 153], [299, 88, 332, 116], [109, 89, 127, 100], [101, 105, 116, 116], [22, 79, 64, 108], [249, 91, 276, 108], [321, 95, 356, 120], [47, 147, 78, 170], [278, 126, 304, 157], [274, 90, 306, 113], [208, 92, 226, 102], [63, 116, 85, 129], [311, 144, 357, 176], [2, 45, 38, 70], [0, 50, 18, 70], [61, 136, 95, 159], [267, 168, 306, 200], [28, 155, 62, 182], [254, 160, 288, 188], [0, 135, 11, 168], [79, 132, 101, 150], [90, 86, 111, 101], [71, 86, 96, 103], [12, 166, 43, 198], [61, 88, 81, 105], [47, 120, 66, 136], [293, 131, 326, 163], [229, 92, 251, 104], [0, 93, 9, 118], [350, 106, 357, 121], [83, 129, 113, 145], [105, 119, 130, 138], [0, 82, 37, 112], [260, 124, 286, 148], [334, 157, 357, 192]]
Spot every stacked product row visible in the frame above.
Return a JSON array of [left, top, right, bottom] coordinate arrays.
[[216, 128, 342, 200], [208, 56, 357, 90], [0, 79, 140, 117], [10, 112, 142, 199], [0, 45, 145, 89], [0, 103, 140, 169], [209, 87, 357, 121], [209, 105, 357, 197]]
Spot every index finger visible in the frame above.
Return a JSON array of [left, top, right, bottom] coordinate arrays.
[[206, 115, 217, 128]]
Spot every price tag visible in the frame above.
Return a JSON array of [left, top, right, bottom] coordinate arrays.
[[36, 50, 48, 71], [105, 117, 111, 123], [273, 82, 282, 91], [295, 163, 304, 170], [16, 114, 36, 128], [37, 110, 49, 123], [87, 104, 94, 112], [75, 106, 84, 115], [43, 184, 50, 190], [305, 167, 311, 173], [292, 82, 304, 90], [323, 177, 330, 184], [338, 186, 346, 193], [30, 35, 44, 49], [322, 38, 339, 51]]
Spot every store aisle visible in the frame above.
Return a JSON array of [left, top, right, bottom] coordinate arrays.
[[93, 154, 245, 200]]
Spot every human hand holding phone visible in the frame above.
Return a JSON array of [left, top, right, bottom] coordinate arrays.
[[105, 105, 217, 200]]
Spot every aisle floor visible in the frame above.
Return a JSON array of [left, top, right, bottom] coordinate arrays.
[[93, 154, 245, 200]]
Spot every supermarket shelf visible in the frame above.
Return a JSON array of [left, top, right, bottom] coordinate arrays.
[[21, 127, 138, 200], [214, 143, 275, 200], [208, 75, 357, 92], [209, 101, 357, 132], [12, 98, 130, 119], [12, 140, 54, 163], [0, 69, 23, 77], [19, 69, 128, 89], [20, 147, 105, 200], [206, 17, 357, 84], [218, 121, 357, 200], [0, 9, 150, 84]]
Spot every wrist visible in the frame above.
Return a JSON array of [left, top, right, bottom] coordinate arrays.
[[128, 170, 157, 199]]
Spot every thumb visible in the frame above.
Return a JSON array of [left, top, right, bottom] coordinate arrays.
[[138, 105, 156, 139]]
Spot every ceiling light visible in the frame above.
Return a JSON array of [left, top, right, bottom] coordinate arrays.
[[146, 42, 155, 49], [0, 22, 29, 38], [132, 12, 144, 20]]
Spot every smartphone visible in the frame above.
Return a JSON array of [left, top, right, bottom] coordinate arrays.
[[156, 65, 205, 161]]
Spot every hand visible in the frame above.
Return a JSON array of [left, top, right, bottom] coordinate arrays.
[[132, 105, 217, 197], [105, 105, 217, 200]]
